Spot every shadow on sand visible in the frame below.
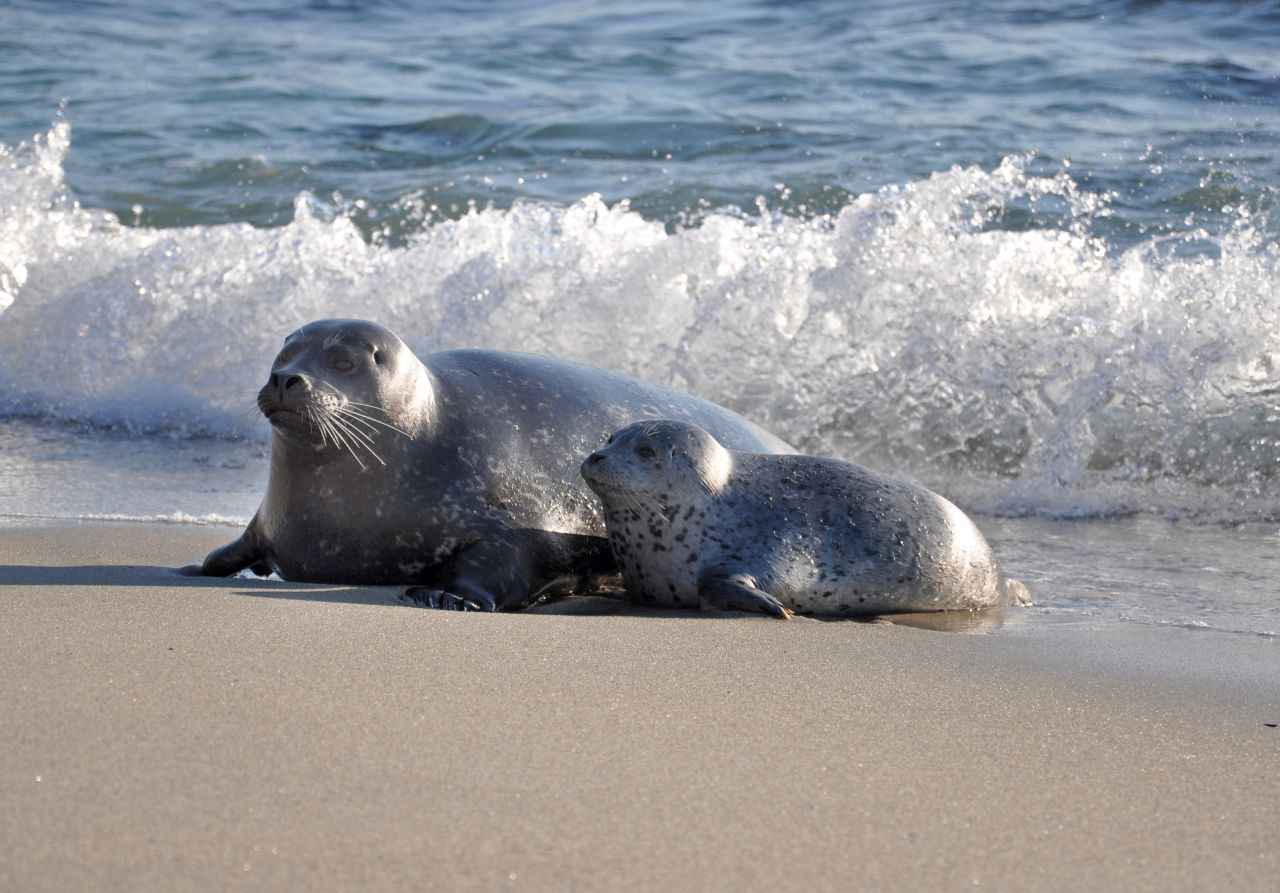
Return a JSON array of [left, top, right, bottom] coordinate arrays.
[[0, 562, 1011, 631]]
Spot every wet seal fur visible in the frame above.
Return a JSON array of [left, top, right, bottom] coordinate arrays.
[[581, 420, 1030, 618], [189, 319, 792, 610]]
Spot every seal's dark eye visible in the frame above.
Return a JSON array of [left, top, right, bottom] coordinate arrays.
[[332, 358, 356, 372], [635, 445, 658, 460], [606, 434, 615, 445], [373, 350, 384, 365]]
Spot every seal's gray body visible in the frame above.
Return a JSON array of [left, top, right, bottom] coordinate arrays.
[[582, 421, 1029, 616], [197, 320, 792, 610]]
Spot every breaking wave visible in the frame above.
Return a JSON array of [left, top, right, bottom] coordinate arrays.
[[2, 124, 1277, 520]]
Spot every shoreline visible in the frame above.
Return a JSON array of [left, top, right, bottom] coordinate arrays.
[[3, 521, 1277, 891]]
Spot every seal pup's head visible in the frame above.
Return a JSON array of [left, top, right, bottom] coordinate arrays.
[[581, 420, 733, 506], [257, 318, 433, 467]]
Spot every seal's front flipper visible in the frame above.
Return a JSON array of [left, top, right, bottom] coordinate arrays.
[[699, 572, 793, 619], [406, 530, 613, 612], [403, 537, 531, 612], [197, 523, 264, 577], [401, 587, 497, 612]]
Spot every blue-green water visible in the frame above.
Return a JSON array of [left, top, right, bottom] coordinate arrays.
[[4, 0, 1279, 239], [1, 0, 1277, 634]]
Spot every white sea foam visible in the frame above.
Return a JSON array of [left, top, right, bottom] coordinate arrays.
[[77, 512, 249, 526], [2, 124, 1277, 520]]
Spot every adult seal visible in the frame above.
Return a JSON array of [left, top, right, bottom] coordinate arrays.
[[192, 319, 793, 610], [580, 420, 1030, 617]]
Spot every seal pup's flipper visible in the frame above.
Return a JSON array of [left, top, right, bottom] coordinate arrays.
[[698, 571, 793, 619], [1003, 577, 1032, 606]]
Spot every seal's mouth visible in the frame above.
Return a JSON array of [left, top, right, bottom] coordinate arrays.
[[261, 405, 301, 421], [261, 405, 318, 435], [259, 379, 318, 428], [257, 382, 322, 434], [257, 388, 399, 470], [580, 463, 630, 501], [580, 453, 610, 492]]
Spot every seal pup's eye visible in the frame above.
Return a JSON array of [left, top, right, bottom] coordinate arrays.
[[635, 445, 658, 460], [373, 350, 385, 365], [332, 358, 356, 372]]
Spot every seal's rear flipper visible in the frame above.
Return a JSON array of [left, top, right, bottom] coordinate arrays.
[[1004, 578, 1032, 606], [699, 572, 793, 619]]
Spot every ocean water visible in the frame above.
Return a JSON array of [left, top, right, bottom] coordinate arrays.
[[1, 0, 1277, 636]]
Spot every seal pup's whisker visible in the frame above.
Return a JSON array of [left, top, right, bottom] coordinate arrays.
[[630, 488, 669, 523], [604, 478, 670, 524], [610, 485, 665, 525]]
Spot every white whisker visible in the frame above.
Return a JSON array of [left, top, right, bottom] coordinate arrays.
[[328, 419, 368, 470], [330, 413, 386, 466], [339, 405, 410, 436]]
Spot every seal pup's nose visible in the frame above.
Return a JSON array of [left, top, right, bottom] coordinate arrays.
[[585, 451, 606, 466]]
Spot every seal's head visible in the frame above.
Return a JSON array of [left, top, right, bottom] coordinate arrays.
[[257, 318, 433, 465], [581, 419, 732, 504]]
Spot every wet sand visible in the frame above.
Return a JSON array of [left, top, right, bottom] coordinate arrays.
[[2, 522, 1277, 891]]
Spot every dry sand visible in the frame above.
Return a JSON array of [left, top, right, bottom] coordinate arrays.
[[2, 522, 1277, 892]]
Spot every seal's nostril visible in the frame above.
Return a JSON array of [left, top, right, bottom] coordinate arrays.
[[284, 375, 303, 391], [587, 452, 605, 466]]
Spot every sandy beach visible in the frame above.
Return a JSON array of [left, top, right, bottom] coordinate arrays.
[[1, 521, 1275, 892]]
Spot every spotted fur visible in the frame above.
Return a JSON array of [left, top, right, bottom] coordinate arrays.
[[581, 420, 1030, 618]]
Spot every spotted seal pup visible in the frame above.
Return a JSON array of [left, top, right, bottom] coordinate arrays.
[[188, 319, 793, 610], [580, 420, 1030, 617]]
